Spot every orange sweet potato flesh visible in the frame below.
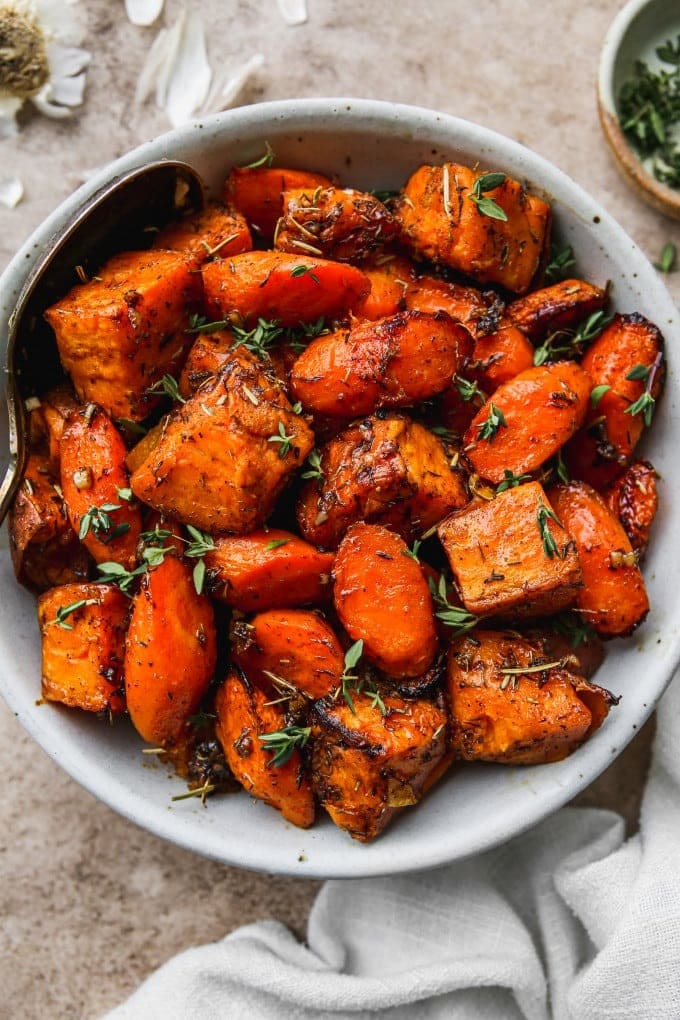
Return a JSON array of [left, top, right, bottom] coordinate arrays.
[[124, 416, 167, 476], [396, 163, 551, 294], [437, 481, 582, 619], [38, 583, 128, 713], [205, 529, 333, 611], [464, 361, 591, 484], [10, 453, 91, 592], [215, 667, 315, 828], [202, 251, 370, 328], [152, 201, 252, 262], [231, 609, 344, 700], [403, 274, 488, 334], [603, 459, 658, 553], [178, 329, 235, 397], [130, 348, 314, 533], [506, 279, 607, 340], [38, 383, 79, 470], [224, 166, 332, 238], [472, 324, 535, 391], [296, 414, 469, 548], [125, 553, 217, 746], [44, 249, 202, 421], [579, 313, 664, 463], [549, 482, 649, 638], [276, 186, 398, 262], [311, 690, 448, 841], [353, 254, 415, 320], [60, 404, 142, 569], [290, 310, 474, 418], [333, 523, 438, 678], [447, 631, 615, 764]]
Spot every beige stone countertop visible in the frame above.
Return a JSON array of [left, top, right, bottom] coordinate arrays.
[[1, 1, 678, 1017]]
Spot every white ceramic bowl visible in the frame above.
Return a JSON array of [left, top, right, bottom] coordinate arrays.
[[1, 99, 679, 878]]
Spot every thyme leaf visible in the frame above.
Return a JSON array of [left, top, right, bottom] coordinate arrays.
[[259, 725, 311, 768]]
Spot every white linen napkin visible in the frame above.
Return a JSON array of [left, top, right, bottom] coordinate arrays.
[[102, 670, 680, 1020]]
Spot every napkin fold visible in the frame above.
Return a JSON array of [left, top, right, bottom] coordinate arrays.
[[102, 672, 680, 1020]]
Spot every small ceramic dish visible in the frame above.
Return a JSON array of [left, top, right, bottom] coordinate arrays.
[[1, 98, 679, 878], [598, 0, 680, 218]]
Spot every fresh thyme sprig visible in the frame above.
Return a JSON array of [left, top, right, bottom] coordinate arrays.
[[476, 402, 507, 441], [496, 469, 531, 493], [258, 725, 311, 768], [469, 172, 508, 221], [96, 561, 148, 594], [537, 503, 566, 559], [533, 311, 613, 367], [53, 597, 99, 630], [618, 37, 680, 189], [544, 243, 576, 284], [267, 421, 296, 458], [402, 538, 422, 564], [300, 449, 324, 485], [337, 639, 364, 714], [455, 374, 485, 405], [624, 353, 662, 428], [551, 612, 596, 648], [241, 142, 275, 169], [183, 525, 217, 594], [231, 318, 284, 359], [428, 575, 479, 637], [187, 312, 230, 335], [146, 374, 186, 404], [79, 503, 130, 544]]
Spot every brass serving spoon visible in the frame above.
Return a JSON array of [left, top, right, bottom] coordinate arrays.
[[0, 159, 206, 525]]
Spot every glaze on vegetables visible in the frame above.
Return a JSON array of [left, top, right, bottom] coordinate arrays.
[[11, 148, 665, 841]]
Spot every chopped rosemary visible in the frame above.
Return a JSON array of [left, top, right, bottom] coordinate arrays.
[[258, 725, 311, 768], [171, 779, 215, 805], [241, 142, 275, 169], [544, 243, 576, 284], [267, 421, 296, 458], [476, 402, 507, 441], [428, 575, 479, 637], [469, 172, 507, 221], [537, 502, 565, 559], [53, 597, 98, 630]]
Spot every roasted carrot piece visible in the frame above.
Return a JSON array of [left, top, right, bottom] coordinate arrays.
[[333, 523, 438, 678], [215, 667, 315, 828], [60, 404, 142, 569], [471, 324, 535, 391], [548, 482, 649, 638], [395, 162, 551, 294], [178, 329, 235, 397], [10, 453, 92, 592], [403, 273, 488, 333], [353, 254, 415, 319], [290, 310, 473, 418], [224, 166, 332, 238], [437, 481, 582, 619], [276, 186, 398, 262], [506, 279, 607, 340], [603, 459, 658, 553], [130, 348, 314, 533], [464, 361, 591, 484], [580, 313, 664, 463], [296, 414, 469, 548], [205, 529, 334, 611], [37, 383, 79, 470], [447, 631, 615, 764], [152, 201, 252, 262], [44, 249, 202, 421], [562, 427, 626, 491], [202, 251, 370, 328], [38, 583, 128, 714], [125, 553, 217, 746], [311, 690, 448, 841], [231, 608, 344, 700]]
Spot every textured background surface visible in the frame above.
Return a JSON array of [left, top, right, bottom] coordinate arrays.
[[0, 1, 678, 1017]]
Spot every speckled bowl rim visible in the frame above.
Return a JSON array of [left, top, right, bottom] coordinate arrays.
[[598, 0, 680, 218], [1, 98, 679, 878]]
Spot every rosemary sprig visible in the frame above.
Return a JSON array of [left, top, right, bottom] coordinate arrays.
[[469, 172, 507, 221], [428, 575, 479, 637], [258, 725, 311, 768]]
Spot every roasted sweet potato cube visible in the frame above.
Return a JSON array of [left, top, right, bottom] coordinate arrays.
[[506, 279, 607, 340], [333, 523, 438, 679], [437, 481, 582, 619], [36, 383, 79, 470], [124, 553, 217, 747], [9, 453, 91, 592], [403, 273, 488, 334], [311, 690, 448, 841], [205, 529, 334, 611], [276, 186, 398, 262], [178, 329, 235, 397], [215, 667, 315, 828], [44, 249, 202, 421], [353, 253, 415, 320], [447, 631, 616, 764], [296, 414, 469, 549], [290, 310, 473, 418], [37, 582, 128, 713], [130, 348, 314, 533], [230, 609, 344, 700], [202, 251, 370, 328], [152, 201, 252, 262], [224, 165, 332, 238], [603, 459, 658, 554], [395, 162, 551, 294], [549, 482, 649, 638]]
